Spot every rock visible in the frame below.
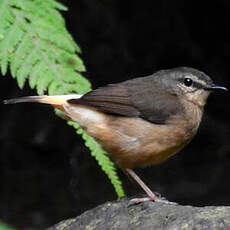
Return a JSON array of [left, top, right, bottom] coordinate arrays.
[[46, 198, 230, 230]]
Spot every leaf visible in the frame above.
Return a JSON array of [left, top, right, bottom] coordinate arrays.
[[0, 0, 125, 198], [68, 121, 125, 197]]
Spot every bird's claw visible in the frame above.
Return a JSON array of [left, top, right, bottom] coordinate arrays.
[[128, 196, 177, 206]]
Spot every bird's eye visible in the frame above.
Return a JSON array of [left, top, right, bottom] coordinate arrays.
[[184, 78, 193, 87]]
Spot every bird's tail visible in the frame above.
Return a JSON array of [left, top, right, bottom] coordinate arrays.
[[3, 94, 83, 106], [4, 94, 106, 131]]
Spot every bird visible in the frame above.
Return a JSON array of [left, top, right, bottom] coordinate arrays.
[[4, 67, 228, 203]]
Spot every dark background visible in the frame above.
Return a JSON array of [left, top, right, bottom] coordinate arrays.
[[1, 0, 230, 229]]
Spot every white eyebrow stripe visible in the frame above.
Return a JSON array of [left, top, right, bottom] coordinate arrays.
[[184, 75, 207, 86]]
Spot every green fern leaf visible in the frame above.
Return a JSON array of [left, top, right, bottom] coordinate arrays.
[[68, 121, 125, 197], [28, 61, 42, 89], [0, 16, 23, 75], [0, 0, 125, 198]]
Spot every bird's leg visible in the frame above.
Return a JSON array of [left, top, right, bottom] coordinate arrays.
[[125, 169, 175, 205], [125, 168, 157, 202]]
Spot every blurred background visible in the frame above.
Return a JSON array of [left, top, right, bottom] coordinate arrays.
[[1, 0, 230, 229]]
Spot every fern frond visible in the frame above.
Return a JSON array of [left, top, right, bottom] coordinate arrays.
[[0, 0, 88, 94], [0, 0, 125, 197], [68, 121, 125, 197]]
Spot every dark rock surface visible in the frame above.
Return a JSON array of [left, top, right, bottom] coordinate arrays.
[[47, 199, 230, 230]]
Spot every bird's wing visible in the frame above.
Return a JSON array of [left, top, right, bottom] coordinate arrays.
[[68, 85, 141, 117], [68, 78, 183, 124]]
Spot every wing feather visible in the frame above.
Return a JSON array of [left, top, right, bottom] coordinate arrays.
[[68, 85, 141, 117], [68, 76, 184, 124]]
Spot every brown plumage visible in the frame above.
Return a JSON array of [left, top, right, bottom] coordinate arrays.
[[4, 67, 228, 203]]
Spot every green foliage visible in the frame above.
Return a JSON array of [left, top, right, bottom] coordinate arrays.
[[68, 121, 125, 197], [0, 0, 89, 94], [0, 0, 125, 197], [0, 222, 16, 230]]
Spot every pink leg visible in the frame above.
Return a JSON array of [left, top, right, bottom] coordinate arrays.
[[125, 169, 175, 204], [125, 168, 157, 203]]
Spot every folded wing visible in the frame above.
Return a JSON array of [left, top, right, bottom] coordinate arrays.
[[68, 76, 184, 125]]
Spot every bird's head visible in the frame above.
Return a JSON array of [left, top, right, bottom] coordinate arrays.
[[158, 67, 228, 107]]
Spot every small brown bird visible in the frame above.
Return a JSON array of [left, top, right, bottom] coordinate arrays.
[[4, 67, 228, 203]]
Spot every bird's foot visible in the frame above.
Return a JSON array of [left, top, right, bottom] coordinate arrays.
[[129, 197, 154, 205], [129, 196, 177, 205]]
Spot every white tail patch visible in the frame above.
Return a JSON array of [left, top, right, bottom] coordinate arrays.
[[63, 104, 106, 125], [4, 94, 107, 130], [4, 94, 83, 105]]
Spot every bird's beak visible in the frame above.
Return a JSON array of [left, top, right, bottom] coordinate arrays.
[[205, 84, 228, 92]]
